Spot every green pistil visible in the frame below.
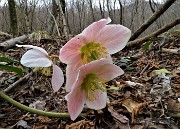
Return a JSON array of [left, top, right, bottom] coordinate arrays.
[[80, 42, 108, 64], [81, 73, 106, 101]]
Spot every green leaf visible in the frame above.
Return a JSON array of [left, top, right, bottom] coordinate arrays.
[[117, 63, 127, 67], [120, 58, 131, 63], [0, 64, 23, 76], [0, 57, 20, 64], [154, 68, 171, 75], [141, 41, 152, 51], [125, 67, 134, 71]]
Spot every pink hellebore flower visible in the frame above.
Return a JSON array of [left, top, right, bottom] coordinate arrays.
[[16, 44, 64, 92], [60, 17, 131, 92], [65, 58, 124, 120]]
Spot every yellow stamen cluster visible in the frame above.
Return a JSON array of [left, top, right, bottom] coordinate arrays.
[[49, 55, 59, 64], [81, 73, 106, 101], [34, 67, 51, 76], [80, 42, 108, 64]]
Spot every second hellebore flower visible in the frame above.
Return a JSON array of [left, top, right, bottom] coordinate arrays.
[[16, 45, 64, 92], [65, 58, 124, 120], [60, 17, 131, 92]]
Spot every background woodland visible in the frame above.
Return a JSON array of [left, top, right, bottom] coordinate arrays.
[[0, 0, 180, 37]]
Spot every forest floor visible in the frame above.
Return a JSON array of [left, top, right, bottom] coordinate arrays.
[[0, 32, 180, 129]]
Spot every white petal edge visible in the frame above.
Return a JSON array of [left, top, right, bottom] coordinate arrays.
[[16, 44, 48, 55]]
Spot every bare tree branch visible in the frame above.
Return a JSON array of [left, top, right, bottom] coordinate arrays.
[[43, 0, 61, 37], [130, 0, 176, 41], [127, 18, 180, 47]]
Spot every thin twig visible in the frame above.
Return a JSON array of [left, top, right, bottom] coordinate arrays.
[[10, 113, 29, 128], [162, 48, 180, 54], [4, 72, 33, 93], [140, 63, 150, 75]]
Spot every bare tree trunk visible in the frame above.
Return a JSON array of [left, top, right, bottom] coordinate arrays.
[[76, 0, 85, 33], [113, 0, 116, 22], [149, 0, 162, 29], [8, 0, 18, 36], [118, 0, 123, 24], [55, 0, 68, 36], [71, 3, 76, 34], [88, 0, 95, 22], [106, 0, 113, 21], [49, 0, 58, 35], [23, 0, 30, 34], [130, 0, 176, 41], [29, 0, 38, 32], [129, 0, 139, 32], [99, 0, 104, 18], [65, 4, 71, 34], [149, 0, 155, 13], [127, 18, 180, 47]]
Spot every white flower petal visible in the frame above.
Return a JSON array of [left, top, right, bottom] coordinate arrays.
[[21, 49, 52, 67]]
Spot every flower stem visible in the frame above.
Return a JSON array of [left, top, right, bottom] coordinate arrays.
[[0, 91, 86, 118]]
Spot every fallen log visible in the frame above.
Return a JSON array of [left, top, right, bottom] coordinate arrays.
[[0, 34, 29, 51]]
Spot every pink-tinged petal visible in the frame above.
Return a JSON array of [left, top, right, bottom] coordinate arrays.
[[59, 35, 86, 64], [51, 64, 64, 92], [96, 64, 124, 81], [78, 58, 113, 78], [16, 44, 48, 55], [96, 25, 131, 54], [21, 49, 52, 67], [86, 90, 107, 110], [65, 65, 78, 92], [65, 79, 87, 121], [78, 58, 123, 82], [81, 17, 111, 42], [65, 59, 83, 92]]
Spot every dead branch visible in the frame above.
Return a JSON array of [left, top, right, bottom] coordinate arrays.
[[42, 0, 61, 37], [162, 48, 180, 54], [127, 18, 180, 47], [4, 72, 33, 93], [48, 9, 61, 37], [130, 0, 176, 41], [0, 34, 29, 51]]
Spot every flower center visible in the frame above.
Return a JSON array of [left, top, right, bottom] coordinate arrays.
[[80, 42, 108, 64], [81, 73, 106, 101]]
